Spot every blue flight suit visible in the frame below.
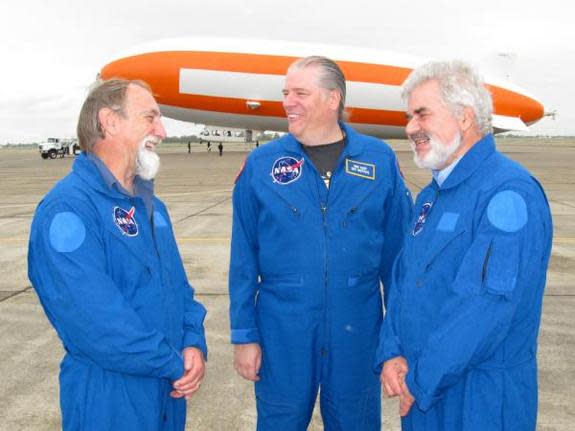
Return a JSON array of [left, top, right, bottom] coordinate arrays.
[[230, 123, 413, 430], [376, 134, 553, 430], [28, 153, 208, 431]]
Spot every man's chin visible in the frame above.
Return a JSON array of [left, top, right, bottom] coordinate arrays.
[[136, 151, 160, 180], [287, 122, 302, 136]]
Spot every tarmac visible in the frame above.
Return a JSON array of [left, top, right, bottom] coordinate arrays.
[[0, 137, 573, 430]]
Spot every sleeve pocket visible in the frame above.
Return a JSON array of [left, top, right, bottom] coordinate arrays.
[[483, 236, 519, 300]]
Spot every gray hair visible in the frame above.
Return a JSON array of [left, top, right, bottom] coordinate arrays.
[[77, 78, 151, 152], [402, 60, 493, 135], [288, 56, 347, 122]]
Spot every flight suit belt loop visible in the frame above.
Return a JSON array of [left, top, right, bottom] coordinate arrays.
[[473, 352, 534, 371]]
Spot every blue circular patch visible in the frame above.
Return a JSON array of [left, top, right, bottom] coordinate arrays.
[[271, 157, 304, 185], [487, 190, 528, 232], [49, 212, 86, 252]]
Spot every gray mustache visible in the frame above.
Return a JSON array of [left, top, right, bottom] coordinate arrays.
[[409, 131, 429, 142]]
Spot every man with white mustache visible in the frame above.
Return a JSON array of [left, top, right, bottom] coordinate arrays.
[[136, 135, 162, 180], [376, 61, 553, 431], [28, 79, 207, 431]]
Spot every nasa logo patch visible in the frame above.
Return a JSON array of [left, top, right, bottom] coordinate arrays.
[[412, 202, 433, 236], [271, 157, 304, 185], [113, 206, 138, 236]]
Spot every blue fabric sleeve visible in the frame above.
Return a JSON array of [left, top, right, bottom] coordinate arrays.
[[379, 152, 413, 306], [156, 202, 208, 359], [405, 186, 550, 411], [228, 157, 261, 344], [181, 283, 208, 359], [374, 253, 404, 372], [28, 199, 185, 381]]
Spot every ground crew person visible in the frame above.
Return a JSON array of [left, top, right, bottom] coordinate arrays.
[[377, 61, 553, 430], [28, 79, 208, 431], [229, 56, 412, 430]]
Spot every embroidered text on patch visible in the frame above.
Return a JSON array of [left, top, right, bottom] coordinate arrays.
[[114, 206, 138, 236], [345, 159, 375, 180], [271, 157, 304, 185]]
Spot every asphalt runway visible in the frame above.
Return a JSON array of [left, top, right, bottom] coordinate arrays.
[[0, 138, 573, 430]]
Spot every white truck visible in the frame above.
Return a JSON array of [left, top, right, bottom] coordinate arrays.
[[38, 138, 80, 159]]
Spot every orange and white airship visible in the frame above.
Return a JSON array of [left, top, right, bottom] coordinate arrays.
[[100, 38, 544, 138]]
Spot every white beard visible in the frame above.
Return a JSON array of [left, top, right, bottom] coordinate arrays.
[[136, 136, 161, 180], [411, 131, 461, 170]]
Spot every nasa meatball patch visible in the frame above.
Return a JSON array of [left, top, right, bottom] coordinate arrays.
[[271, 157, 304, 185], [113, 206, 138, 236]]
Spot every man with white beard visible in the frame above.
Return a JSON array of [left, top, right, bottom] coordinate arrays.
[[375, 61, 553, 430], [28, 79, 208, 431]]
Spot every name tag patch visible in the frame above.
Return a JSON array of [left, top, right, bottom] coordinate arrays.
[[437, 212, 459, 232], [345, 159, 375, 180]]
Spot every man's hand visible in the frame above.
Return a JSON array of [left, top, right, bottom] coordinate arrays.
[[380, 356, 408, 397], [171, 347, 206, 400], [399, 377, 415, 417], [233, 343, 262, 381]]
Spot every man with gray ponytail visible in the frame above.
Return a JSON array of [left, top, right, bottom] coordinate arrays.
[[28, 79, 207, 430], [377, 61, 552, 430], [229, 56, 412, 430]]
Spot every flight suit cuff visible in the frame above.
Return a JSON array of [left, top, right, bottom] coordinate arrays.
[[373, 337, 402, 373], [183, 333, 208, 361], [230, 327, 260, 344], [405, 367, 442, 412], [167, 347, 186, 381]]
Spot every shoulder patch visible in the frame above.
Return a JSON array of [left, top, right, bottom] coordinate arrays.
[[487, 190, 528, 232], [49, 211, 86, 252]]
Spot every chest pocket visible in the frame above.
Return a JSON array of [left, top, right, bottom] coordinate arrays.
[[421, 226, 467, 274], [259, 177, 309, 222], [103, 218, 155, 297]]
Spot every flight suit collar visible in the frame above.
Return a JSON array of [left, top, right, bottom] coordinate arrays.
[[439, 134, 496, 190], [280, 122, 365, 157], [85, 152, 155, 219], [73, 152, 121, 196], [72, 152, 157, 269], [74, 153, 154, 205]]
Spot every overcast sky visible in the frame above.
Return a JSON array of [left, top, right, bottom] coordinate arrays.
[[1, 0, 573, 144]]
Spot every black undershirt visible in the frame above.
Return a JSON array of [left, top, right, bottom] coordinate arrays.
[[302, 138, 346, 188]]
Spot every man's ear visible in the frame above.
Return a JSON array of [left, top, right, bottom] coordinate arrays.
[[98, 108, 119, 137], [329, 89, 341, 112], [458, 106, 476, 134]]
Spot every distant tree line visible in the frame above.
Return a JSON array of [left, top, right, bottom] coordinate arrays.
[[162, 135, 202, 144]]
